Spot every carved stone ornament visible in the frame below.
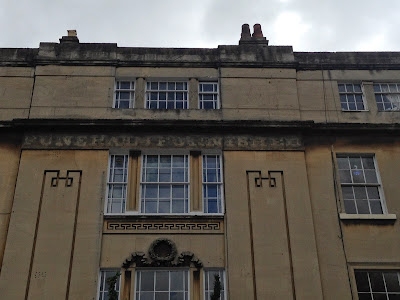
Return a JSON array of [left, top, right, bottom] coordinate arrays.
[[122, 239, 203, 269], [149, 238, 177, 262]]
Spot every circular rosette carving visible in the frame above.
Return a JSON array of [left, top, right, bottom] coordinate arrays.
[[149, 238, 177, 262]]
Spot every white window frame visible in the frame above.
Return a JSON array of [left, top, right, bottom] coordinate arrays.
[[114, 80, 135, 108], [202, 154, 224, 214], [336, 154, 387, 215], [354, 269, 400, 299], [97, 269, 121, 300], [145, 81, 189, 109], [338, 83, 367, 112], [374, 83, 400, 111], [105, 151, 225, 216], [105, 153, 129, 214], [203, 269, 227, 300], [198, 81, 220, 109], [139, 152, 191, 215], [134, 269, 190, 300]]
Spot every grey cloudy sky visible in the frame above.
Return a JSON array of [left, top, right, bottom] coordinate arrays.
[[1, 0, 400, 51]]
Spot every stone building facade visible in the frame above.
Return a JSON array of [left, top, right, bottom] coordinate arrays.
[[0, 25, 400, 299]]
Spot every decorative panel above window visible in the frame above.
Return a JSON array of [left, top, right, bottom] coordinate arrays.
[[199, 81, 219, 109], [338, 83, 366, 111], [337, 155, 386, 214], [355, 270, 400, 300], [146, 81, 188, 109], [374, 83, 400, 111], [114, 80, 135, 108]]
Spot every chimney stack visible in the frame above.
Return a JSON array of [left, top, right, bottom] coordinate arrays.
[[60, 29, 79, 44], [239, 23, 268, 45]]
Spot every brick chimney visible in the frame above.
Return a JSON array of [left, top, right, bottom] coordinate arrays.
[[239, 23, 268, 45], [59, 30, 79, 44]]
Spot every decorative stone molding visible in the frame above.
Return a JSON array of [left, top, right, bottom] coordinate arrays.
[[122, 239, 203, 269], [104, 219, 223, 234]]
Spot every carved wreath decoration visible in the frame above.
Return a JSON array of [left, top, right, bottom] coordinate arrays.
[[149, 238, 177, 262]]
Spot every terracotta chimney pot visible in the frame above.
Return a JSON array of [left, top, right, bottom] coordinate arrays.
[[252, 24, 264, 38], [241, 24, 251, 40]]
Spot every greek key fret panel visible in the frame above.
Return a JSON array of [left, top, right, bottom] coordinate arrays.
[[104, 220, 223, 234]]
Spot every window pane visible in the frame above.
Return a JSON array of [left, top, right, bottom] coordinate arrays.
[[172, 186, 184, 198], [159, 169, 171, 182], [141, 272, 154, 291], [372, 294, 387, 300], [367, 187, 380, 199], [355, 271, 370, 292], [172, 169, 185, 182], [365, 170, 378, 183], [337, 157, 349, 169], [346, 84, 354, 92], [339, 170, 352, 183], [370, 200, 383, 214], [358, 294, 372, 300], [352, 170, 365, 183], [144, 185, 158, 198], [173, 156, 185, 167], [146, 168, 159, 182], [155, 271, 169, 291], [362, 157, 375, 169], [145, 200, 157, 213], [159, 200, 170, 213], [170, 271, 184, 290], [356, 200, 370, 214], [370, 272, 386, 292], [140, 292, 154, 300], [159, 185, 170, 198], [349, 158, 362, 169], [172, 200, 185, 213], [354, 186, 367, 200], [385, 273, 400, 292], [155, 292, 169, 300], [344, 200, 357, 214]]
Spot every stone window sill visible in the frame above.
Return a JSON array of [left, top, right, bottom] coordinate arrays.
[[340, 213, 397, 221]]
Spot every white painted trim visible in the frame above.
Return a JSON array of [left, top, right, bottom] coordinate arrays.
[[339, 213, 397, 220]]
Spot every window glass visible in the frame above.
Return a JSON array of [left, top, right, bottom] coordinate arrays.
[[107, 155, 128, 213], [374, 83, 400, 111], [355, 270, 400, 299], [136, 270, 188, 300], [146, 81, 188, 109], [204, 269, 225, 300], [338, 83, 366, 111], [98, 270, 120, 300], [115, 80, 135, 108], [203, 155, 223, 213], [141, 155, 189, 214], [337, 155, 385, 214], [199, 82, 219, 109]]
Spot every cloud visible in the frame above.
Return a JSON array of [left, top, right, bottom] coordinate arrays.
[[1, 0, 400, 51]]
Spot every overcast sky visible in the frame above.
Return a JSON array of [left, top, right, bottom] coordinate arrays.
[[1, 0, 400, 52]]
